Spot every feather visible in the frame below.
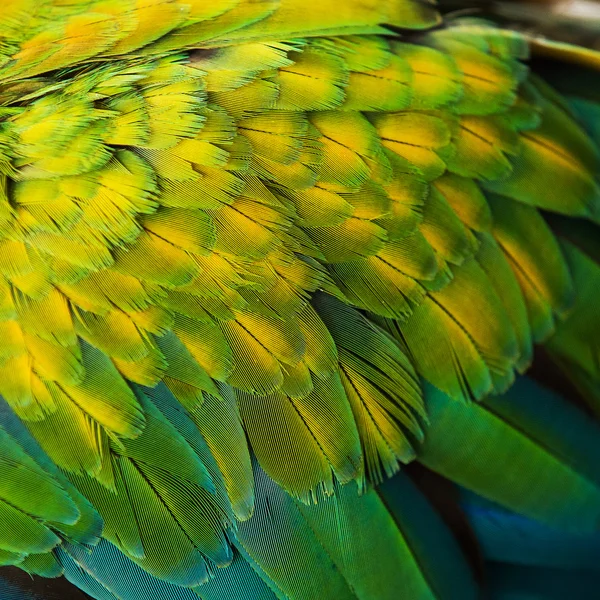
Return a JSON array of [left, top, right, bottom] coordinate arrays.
[[315, 294, 425, 483], [394, 257, 520, 401], [3, 3, 600, 598], [487, 194, 574, 342], [544, 235, 600, 418], [461, 488, 600, 570], [419, 377, 600, 532], [236, 465, 477, 600], [484, 81, 600, 221], [69, 384, 233, 587]]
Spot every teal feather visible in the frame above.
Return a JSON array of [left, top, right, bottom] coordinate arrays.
[[461, 488, 600, 571], [418, 377, 600, 532]]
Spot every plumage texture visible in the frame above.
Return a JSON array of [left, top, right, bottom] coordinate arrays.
[[0, 1, 600, 598]]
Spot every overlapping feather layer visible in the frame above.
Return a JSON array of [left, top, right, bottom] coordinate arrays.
[[0, 1, 600, 598]]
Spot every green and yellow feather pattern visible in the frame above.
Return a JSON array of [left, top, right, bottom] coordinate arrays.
[[1, 1, 600, 598]]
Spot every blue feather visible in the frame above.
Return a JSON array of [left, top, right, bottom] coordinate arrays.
[[461, 488, 600, 570]]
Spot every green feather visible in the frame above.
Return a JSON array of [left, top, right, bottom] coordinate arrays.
[[419, 377, 600, 532]]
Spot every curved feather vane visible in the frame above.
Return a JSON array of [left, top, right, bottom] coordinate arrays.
[[0, 1, 599, 598], [419, 377, 600, 532], [53, 464, 478, 600], [460, 488, 600, 571], [544, 234, 600, 417]]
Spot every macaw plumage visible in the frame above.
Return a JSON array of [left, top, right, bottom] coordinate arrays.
[[1, 0, 600, 598]]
